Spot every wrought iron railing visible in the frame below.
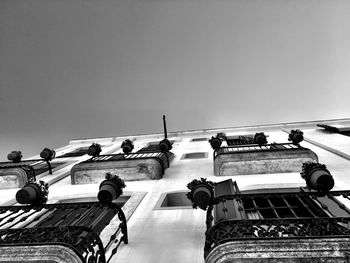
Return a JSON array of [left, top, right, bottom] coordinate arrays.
[[214, 143, 305, 159], [204, 190, 350, 258], [0, 202, 128, 263], [88, 152, 174, 174], [226, 136, 256, 146]]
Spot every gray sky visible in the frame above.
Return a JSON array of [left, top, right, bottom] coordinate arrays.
[[1, 0, 350, 160]]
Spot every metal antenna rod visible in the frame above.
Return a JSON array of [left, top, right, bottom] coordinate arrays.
[[163, 115, 168, 139]]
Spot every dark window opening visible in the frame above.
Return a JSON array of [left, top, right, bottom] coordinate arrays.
[[161, 192, 192, 207], [57, 147, 90, 158], [155, 192, 192, 209], [181, 152, 208, 160], [191, 138, 208, 142]]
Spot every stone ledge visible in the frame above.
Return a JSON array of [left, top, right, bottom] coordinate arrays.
[[0, 168, 28, 189], [206, 238, 350, 263], [71, 159, 163, 184], [214, 149, 318, 176], [0, 244, 82, 263]]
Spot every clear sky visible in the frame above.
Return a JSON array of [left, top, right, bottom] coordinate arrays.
[[0, 0, 350, 160]]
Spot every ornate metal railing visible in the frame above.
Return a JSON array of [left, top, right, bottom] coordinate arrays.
[[88, 152, 174, 174], [0, 202, 128, 263], [204, 190, 350, 258], [214, 143, 303, 159]]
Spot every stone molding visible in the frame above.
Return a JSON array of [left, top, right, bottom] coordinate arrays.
[[0, 167, 28, 189], [71, 159, 163, 184], [214, 148, 318, 176], [206, 238, 350, 263], [0, 244, 82, 263]]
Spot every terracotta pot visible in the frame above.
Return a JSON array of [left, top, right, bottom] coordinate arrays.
[[254, 133, 267, 145], [291, 132, 303, 143], [122, 144, 133, 154], [209, 137, 222, 150], [192, 184, 213, 210], [308, 167, 334, 192], [16, 183, 41, 204], [88, 144, 101, 157], [98, 180, 122, 203], [7, 151, 22, 163], [159, 139, 172, 152]]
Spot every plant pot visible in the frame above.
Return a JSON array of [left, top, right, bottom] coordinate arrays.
[[159, 139, 172, 152], [88, 145, 101, 157], [291, 132, 303, 144], [98, 180, 122, 203], [16, 183, 41, 204], [209, 137, 221, 150], [254, 133, 267, 145], [308, 167, 334, 192], [122, 144, 133, 154], [7, 151, 22, 163], [192, 184, 213, 210]]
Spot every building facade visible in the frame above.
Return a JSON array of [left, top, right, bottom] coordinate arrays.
[[1, 118, 350, 262]]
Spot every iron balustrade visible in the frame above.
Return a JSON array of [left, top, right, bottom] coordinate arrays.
[[0, 202, 128, 263], [226, 136, 255, 146], [136, 140, 175, 154], [204, 190, 350, 258], [213, 143, 303, 159], [88, 152, 174, 174]]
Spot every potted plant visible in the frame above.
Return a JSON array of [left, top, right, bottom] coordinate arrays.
[[88, 143, 102, 157], [301, 162, 334, 194], [121, 139, 134, 154], [288, 129, 304, 145], [98, 172, 126, 204], [186, 178, 214, 210], [16, 180, 49, 205]]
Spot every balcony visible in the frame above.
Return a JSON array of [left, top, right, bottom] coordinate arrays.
[[0, 159, 69, 189], [71, 152, 174, 184], [204, 190, 350, 263], [0, 202, 128, 263], [214, 143, 318, 176], [0, 160, 38, 189]]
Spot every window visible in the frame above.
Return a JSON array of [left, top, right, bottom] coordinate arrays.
[[213, 179, 350, 222], [242, 195, 328, 219], [57, 147, 90, 158], [181, 152, 208, 160], [155, 191, 192, 209], [191, 137, 208, 142]]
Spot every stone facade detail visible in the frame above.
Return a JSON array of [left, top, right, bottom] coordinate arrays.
[[0, 244, 82, 263], [71, 159, 163, 184], [206, 238, 350, 263], [214, 148, 318, 176]]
